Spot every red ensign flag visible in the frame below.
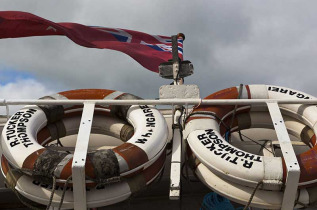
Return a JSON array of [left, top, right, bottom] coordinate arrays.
[[0, 11, 184, 72]]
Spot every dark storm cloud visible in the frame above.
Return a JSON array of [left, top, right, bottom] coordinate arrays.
[[1, 0, 317, 99]]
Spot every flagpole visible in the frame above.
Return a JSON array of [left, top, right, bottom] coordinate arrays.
[[171, 34, 184, 85]]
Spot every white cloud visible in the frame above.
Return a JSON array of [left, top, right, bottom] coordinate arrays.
[[0, 79, 56, 114]]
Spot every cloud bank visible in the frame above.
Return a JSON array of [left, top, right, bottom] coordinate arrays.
[[1, 0, 317, 106]]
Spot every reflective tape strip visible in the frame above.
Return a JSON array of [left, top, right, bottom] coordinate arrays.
[[49, 93, 69, 100], [101, 91, 124, 109], [103, 91, 124, 100], [115, 153, 129, 173], [49, 93, 72, 109], [54, 154, 73, 178], [235, 85, 249, 99]]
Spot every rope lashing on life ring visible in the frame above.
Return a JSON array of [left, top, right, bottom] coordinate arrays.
[[1, 150, 166, 209]]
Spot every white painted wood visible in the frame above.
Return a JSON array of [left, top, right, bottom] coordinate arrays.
[[169, 128, 181, 200], [169, 109, 182, 200], [72, 102, 95, 210], [267, 102, 300, 210]]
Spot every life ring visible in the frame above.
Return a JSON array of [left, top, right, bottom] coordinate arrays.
[[1, 89, 168, 184], [1, 104, 167, 208], [184, 85, 317, 208], [188, 111, 317, 209]]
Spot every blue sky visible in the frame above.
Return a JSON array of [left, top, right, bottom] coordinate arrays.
[[0, 68, 57, 113], [0, 67, 35, 85]]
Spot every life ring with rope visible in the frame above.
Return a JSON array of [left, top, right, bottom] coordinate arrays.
[[184, 85, 317, 208], [0, 89, 168, 208]]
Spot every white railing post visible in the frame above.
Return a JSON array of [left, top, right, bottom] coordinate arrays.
[[169, 109, 182, 199], [72, 102, 95, 210], [267, 102, 300, 210]]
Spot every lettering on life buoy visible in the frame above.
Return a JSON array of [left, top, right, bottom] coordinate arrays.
[[135, 105, 156, 144], [268, 86, 311, 99], [6, 109, 37, 148], [196, 129, 262, 169]]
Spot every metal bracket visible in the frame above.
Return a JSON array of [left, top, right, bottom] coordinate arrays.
[[267, 102, 300, 210], [158, 60, 194, 79], [72, 102, 95, 210]]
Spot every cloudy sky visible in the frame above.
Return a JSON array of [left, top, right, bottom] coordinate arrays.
[[1, 1, 317, 113]]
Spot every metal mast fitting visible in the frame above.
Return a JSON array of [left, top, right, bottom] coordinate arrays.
[[158, 33, 199, 200], [158, 34, 193, 80]]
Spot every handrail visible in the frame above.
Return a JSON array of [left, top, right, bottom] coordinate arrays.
[[1, 98, 317, 106]]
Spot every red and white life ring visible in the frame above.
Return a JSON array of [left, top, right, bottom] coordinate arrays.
[[184, 85, 317, 208], [0, 89, 168, 202]]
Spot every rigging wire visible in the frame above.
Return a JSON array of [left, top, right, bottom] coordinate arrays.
[[238, 131, 274, 155], [227, 84, 244, 142], [184, 111, 230, 130], [177, 106, 200, 183], [243, 181, 263, 210]]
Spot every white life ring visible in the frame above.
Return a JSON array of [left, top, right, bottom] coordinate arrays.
[[184, 85, 317, 208], [1, 89, 168, 185]]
